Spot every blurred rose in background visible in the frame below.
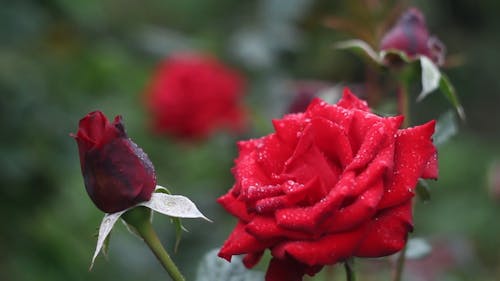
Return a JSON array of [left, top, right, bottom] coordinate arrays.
[[144, 53, 246, 141]]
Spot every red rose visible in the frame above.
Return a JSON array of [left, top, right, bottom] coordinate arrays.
[[380, 7, 446, 66], [218, 89, 438, 281], [72, 111, 157, 213], [144, 53, 246, 140]]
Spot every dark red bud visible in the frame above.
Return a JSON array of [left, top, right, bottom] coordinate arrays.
[[72, 111, 157, 213], [380, 7, 445, 65]]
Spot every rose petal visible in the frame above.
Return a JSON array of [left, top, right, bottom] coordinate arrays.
[[246, 216, 316, 240], [354, 141, 394, 193], [379, 120, 437, 209], [233, 139, 281, 199], [217, 190, 253, 222], [254, 195, 290, 213], [235, 143, 271, 184], [355, 200, 413, 257], [311, 117, 353, 168], [272, 224, 368, 266], [273, 114, 306, 147], [347, 122, 387, 171], [306, 98, 354, 130], [282, 178, 320, 205], [250, 181, 318, 215], [253, 179, 330, 213], [79, 111, 112, 146], [336, 88, 370, 111], [265, 258, 308, 281], [421, 151, 438, 179], [346, 116, 402, 175], [237, 139, 260, 155], [218, 222, 275, 261], [242, 251, 264, 268], [322, 180, 383, 232], [255, 134, 293, 177], [83, 137, 157, 213], [283, 125, 338, 199], [275, 172, 356, 232], [242, 184, 282, 202], [347, 110, 383, 154]]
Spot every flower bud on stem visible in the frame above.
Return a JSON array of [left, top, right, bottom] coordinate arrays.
[[122, 207, 186, 281]]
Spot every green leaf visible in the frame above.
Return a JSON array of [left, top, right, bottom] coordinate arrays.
[[417, 56, 441, 101], [434, 110, 458, 146], [334, 39, 381, 64], [416, 57, 465, 120], [439, 74, 466, 120], [405, 238, 432, 260], [416, 179, 432, 203], [195, 249, 264, 281]]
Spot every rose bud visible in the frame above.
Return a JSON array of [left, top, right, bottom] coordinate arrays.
[[380, 7, 446, 66], [72, 111, 157, 213], [218, 88, 438, 281], [144, 53, 246, 140]]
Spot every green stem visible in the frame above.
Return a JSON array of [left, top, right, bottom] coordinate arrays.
[[392, 245, 407, 281], [396, 66, 413, 128], [122, 207, 186, 281], [344, 259, 356, 281], [397, 83, 410, 128]]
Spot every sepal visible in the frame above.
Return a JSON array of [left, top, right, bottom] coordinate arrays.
[[89, 185, 210, 269]]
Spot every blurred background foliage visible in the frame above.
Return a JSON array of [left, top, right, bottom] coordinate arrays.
[[1, 0, 499, 280]]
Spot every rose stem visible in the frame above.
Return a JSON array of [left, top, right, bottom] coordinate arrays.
[[392, 245, 407, 281], [122, 207, 186, 281], [396, 66, 412, 128], [344, 259, 356, 281], [397, 83, 410, 128]]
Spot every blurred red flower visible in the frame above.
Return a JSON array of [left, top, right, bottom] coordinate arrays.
[[218, 89, 438, 281], [72, 111, 157, 213], [380, 7, 446, 65], [144, 53, 246, 140]]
